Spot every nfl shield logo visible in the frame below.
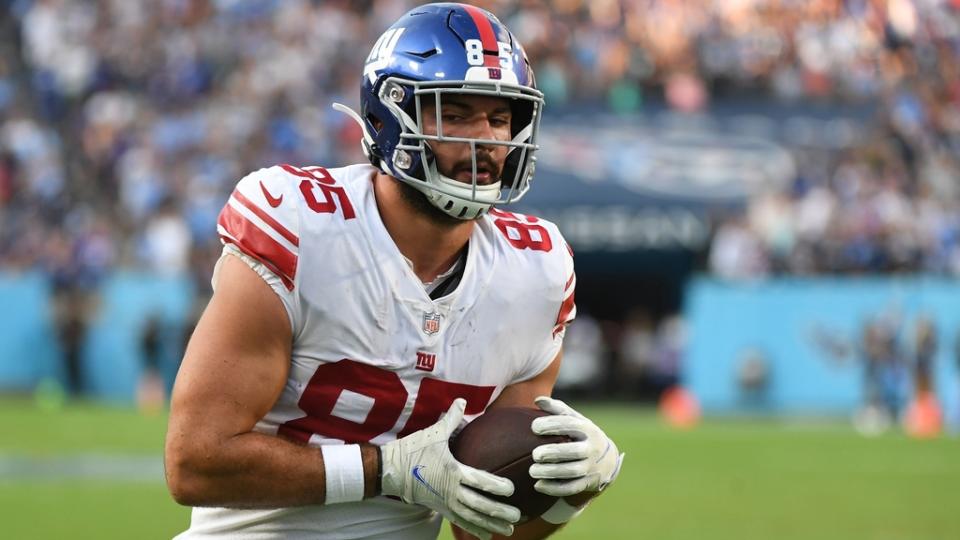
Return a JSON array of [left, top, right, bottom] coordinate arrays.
[[422, 312, 441, 335]]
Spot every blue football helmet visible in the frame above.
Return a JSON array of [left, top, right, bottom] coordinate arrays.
[[333, 3, 544, 220]]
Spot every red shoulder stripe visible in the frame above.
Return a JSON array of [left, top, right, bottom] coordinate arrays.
[[232, 190, 299, 247], [218, 204, 297, 290], [553, 278, 576, 338]]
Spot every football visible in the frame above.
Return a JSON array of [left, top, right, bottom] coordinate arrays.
[[450, 406, 571, 522]]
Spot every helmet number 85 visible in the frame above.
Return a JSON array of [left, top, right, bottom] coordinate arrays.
[[464, 39, 513, 70]]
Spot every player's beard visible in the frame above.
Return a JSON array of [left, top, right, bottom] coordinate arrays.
[[396, 179, 466, 228], [398, 153, 502, 226]]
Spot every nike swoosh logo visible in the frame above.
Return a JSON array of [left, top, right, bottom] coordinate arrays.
[[412, 465, 442, 498], [259, 181, 283, 207], [596, 440, 611, 463]]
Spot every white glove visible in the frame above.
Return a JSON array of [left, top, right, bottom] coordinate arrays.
[[529, 396, 624, 497], [380, 398, 521, 540]]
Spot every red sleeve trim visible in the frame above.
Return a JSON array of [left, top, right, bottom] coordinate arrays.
[[553, 274, 576, 338], [231, 189, 299, 247], [218, 203, 297, 290]]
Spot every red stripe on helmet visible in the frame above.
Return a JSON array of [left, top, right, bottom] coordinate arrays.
[[462, 5, 501, 68]]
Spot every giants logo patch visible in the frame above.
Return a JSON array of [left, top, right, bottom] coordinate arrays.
[[415, 351, 437, 372]]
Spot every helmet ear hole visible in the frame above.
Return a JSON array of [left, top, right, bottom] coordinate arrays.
[[366, 112, 383, 134]]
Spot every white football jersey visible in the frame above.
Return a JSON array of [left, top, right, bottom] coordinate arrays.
[[177, 163, 576, 540]]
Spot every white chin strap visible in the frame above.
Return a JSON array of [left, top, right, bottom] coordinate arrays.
[[420, 160, 500, 220]]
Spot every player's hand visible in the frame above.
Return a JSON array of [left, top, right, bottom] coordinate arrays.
[[380, 398, 521, 540], [529, 396, 624, 497]]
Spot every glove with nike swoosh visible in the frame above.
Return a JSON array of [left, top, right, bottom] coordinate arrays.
[[529, 396, 624, 497], [380, 398, 520, 540]]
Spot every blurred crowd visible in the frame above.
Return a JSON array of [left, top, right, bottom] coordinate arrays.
[[1, 1, 960, 398]]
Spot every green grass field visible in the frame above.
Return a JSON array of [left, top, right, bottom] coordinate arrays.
[[1, 399, 957, 540]]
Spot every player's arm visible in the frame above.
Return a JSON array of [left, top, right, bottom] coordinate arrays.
[[164, 254, 381, 507], [486, 349, 562, 410], [453, 350, 624, 540], [166, 253, 518, 537]]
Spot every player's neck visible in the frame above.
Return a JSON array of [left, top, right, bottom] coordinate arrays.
[[374, 173, 473, 284]]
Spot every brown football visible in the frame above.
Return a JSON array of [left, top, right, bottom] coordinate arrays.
[[450, 407, 570, 522]]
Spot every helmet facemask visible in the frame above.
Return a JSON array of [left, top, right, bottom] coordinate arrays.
[[339, 77, 543, 220]]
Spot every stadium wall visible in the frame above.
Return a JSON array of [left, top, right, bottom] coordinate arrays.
[[685, 277, 960, 420], [4, 271, 960, 421], [0, 272, 193, 402], [0, 273, 60, 391]]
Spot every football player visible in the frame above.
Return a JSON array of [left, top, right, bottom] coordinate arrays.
[[165, 4, 623, 539]]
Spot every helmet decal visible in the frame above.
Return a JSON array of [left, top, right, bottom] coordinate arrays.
[[364, 27, 405, 84]]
